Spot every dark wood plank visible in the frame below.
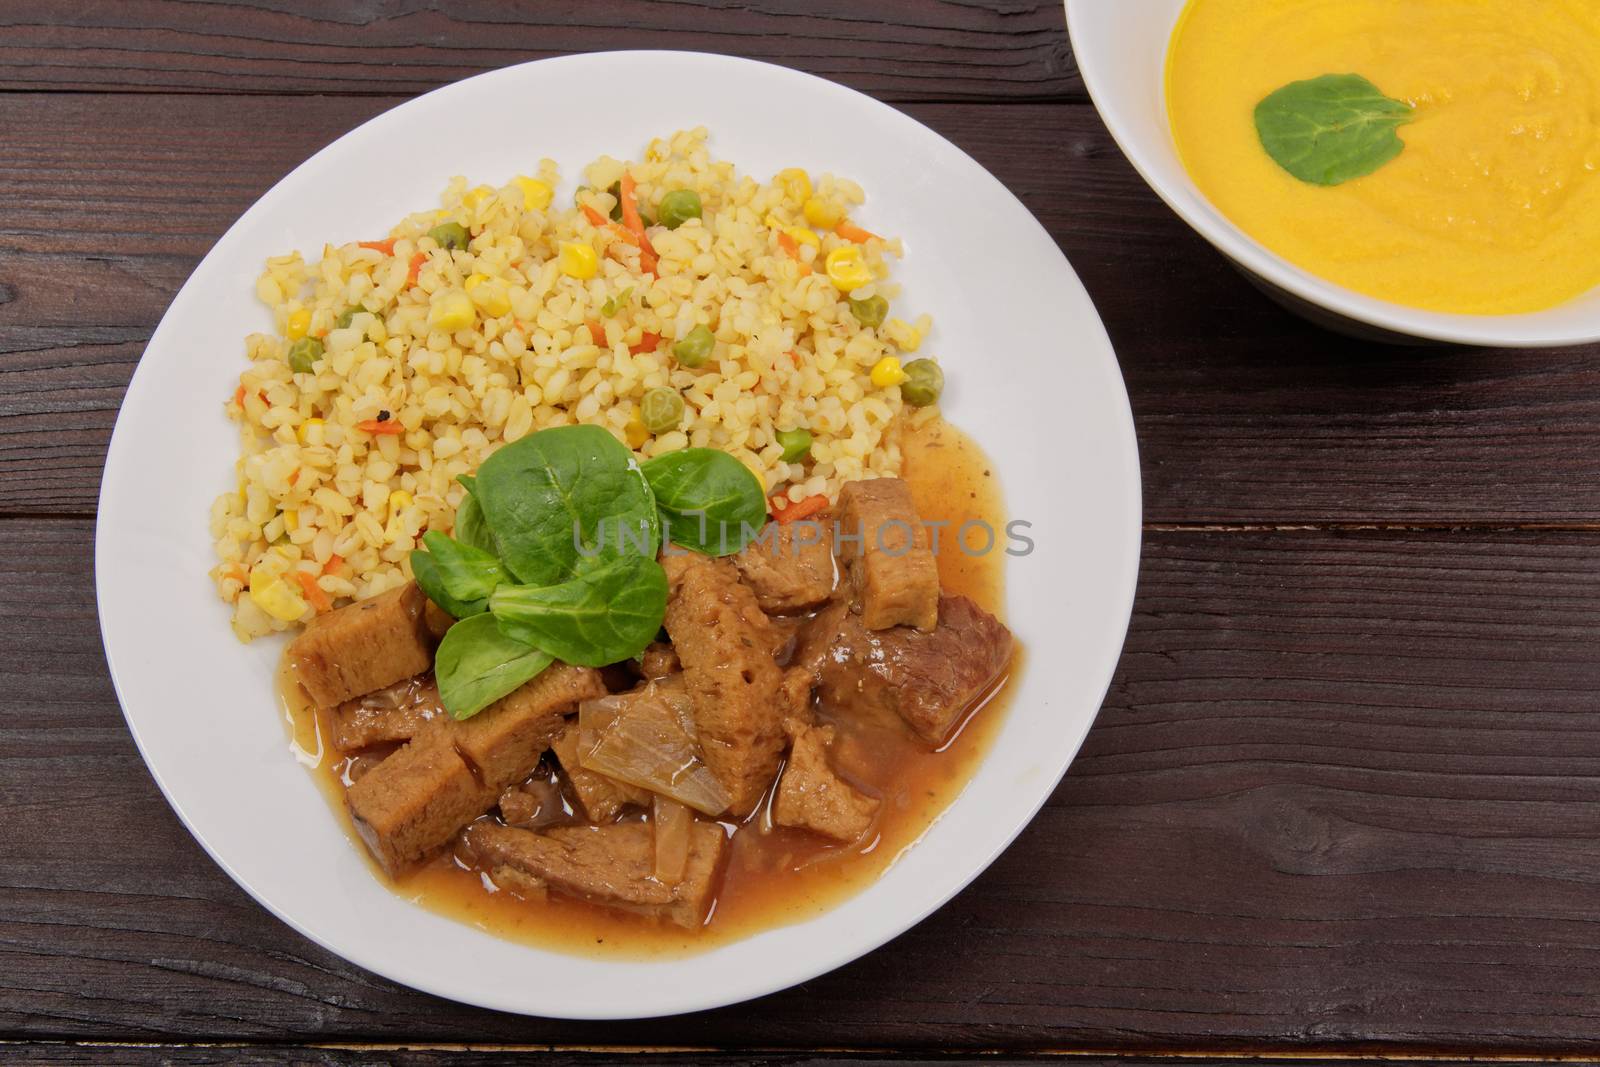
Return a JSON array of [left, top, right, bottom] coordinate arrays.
[[7, 92, 1600, 523], [0, 0, 1081, 102], [0, 1049, 1569, 1067], [9, 519, 1600, 1053]]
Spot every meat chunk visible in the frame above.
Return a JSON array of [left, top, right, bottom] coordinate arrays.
[[454, 664, 605, 791], [834, 478, 939, 631], [422, 598, 455, 641], [638, 642, 680, 680], [498, 777, 567, 830], [329, 674, 444, 751], [818, 595, 1013, 745], [289, 583, 435, 707], [774, 723, 878, 841], [550, 723, 650, 822], [346, 724, 495, 877], [734, 521, 836, 613], [466, 821, 726, 928], [661, 552, 786, 816]]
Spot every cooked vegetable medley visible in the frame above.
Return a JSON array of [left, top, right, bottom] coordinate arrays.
[[211, 130, 948, 643]]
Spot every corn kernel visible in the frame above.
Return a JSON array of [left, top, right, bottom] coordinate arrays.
[[428, 289, 476, 332], [464, 184, 495, 207], [282, 508, 299, 533], [286, 308, 311, 340], [624, 416, 650, 450], [297, 417, 325, 445], [387, 489, 413, 519], [802, 197, 844, 229], [775, 168, 812, 203], [787, 225, 820, 247], [825, 246, 873, 291], [886, 317, 922, 352], [463, 273, 512, 317], [514, 176, 553, 212], [870, 355, 907, 388], [248, 572, 305, 622], [560, 241, 600, 280]]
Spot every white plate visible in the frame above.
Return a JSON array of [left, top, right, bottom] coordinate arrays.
[[96, 51, 1141, 1018]]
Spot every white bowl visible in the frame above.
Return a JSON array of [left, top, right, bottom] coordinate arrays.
[[96, 51, 1142, 1017], [1065, 0, 1600, 348]]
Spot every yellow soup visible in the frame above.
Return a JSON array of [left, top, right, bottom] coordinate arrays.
[[1167, 0, 1600, 315]]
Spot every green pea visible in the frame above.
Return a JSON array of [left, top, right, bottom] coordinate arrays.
[[776, 427, 812, 463], [287, 337, 324, 374], [428, 221, 469, 250], [658, 189, 702, 230], [900, 359, 944, 407], [640, 387, 686, 434], [848, 294, 889, 328], [335, 306, 362, 330], [672, 324, 715, 368]]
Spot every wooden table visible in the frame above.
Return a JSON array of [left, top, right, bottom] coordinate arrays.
[[7, 4, 1600, 1063]]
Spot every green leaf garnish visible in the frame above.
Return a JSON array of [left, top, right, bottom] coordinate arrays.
[[434, 613, 552, 720], [1254, 73, 1414, 187]]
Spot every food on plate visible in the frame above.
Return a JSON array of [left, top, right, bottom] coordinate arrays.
[[212, 131, 1014, 947], [1166, 0, 1600, 314], [285, 449, 1012, 933], [210, 127, 941, 641]]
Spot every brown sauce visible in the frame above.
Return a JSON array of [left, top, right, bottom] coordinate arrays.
[[280, 417, 1020, 958]]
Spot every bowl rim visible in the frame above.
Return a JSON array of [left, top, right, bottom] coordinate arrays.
[[1064, 0, 1600, 349], [94, 47, 1144, 1018]]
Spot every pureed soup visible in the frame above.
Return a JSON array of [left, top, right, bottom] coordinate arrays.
[[1167, 0, 1600, 315]]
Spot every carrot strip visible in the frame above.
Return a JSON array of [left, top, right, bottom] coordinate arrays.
[[287, 468, 301, 486], [772, 493, 828, 524], [232, 384, 246, 407], [619, 174, 659, 275], [581, 203, 610, 228], [775, 232, 813, 276], [587, 318, 607, 345], [359, 238, 397, 255], [618, 173, 646, 237], [405, 251, 426, 286], [322, 554, 345, 576], [834, 220, 879, 243], [294, 570, 333, 613], [629, 332, 661, 355], [356, 418, 405, 435]]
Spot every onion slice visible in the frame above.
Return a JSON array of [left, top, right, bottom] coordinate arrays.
[[576, 677, 731, 816]]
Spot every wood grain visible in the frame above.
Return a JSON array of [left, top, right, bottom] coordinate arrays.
[[7, 93, 1600, 523], [10, 519, 1600, 1054], [0, 1050, 1572, 1067], [0, 1, 1082, 102]]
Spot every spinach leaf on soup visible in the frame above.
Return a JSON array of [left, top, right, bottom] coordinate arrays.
[[410, 548, 487, 620], [434, 613, 553, 720], [641, 447, 768, 555], [490, 553, 669, 668], [1254, 73, 1414, 186], [474, 424, 659, 585]]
